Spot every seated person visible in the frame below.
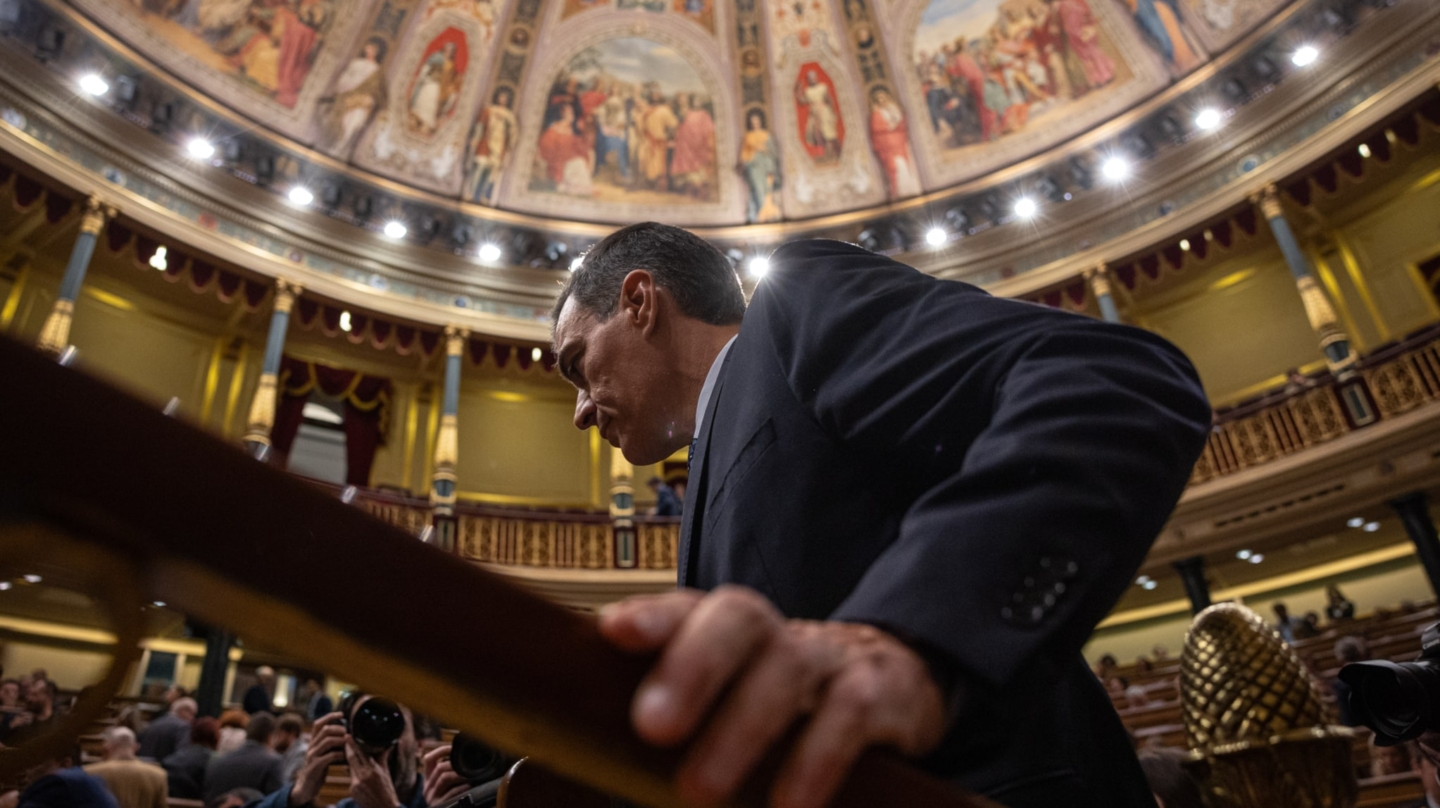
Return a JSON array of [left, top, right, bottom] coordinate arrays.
[[137, 696, 196, 762], [253, 696, 424, 808], [162, 716, 220, 800], [85, 727, 168, 808], [2, 679, 61, 745], [204, 713, 283, 803]]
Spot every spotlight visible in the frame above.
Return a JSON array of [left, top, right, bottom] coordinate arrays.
[[383, 220, 407, 239], [339, 310, 352, 332], [79, 73, 109, 96], [925, 227, 947, 247], [1347, 517, 1365, 528], [287, 186, 314, 206], [1179, 239, 1191, 251], [1357, 143, 1372, 158], [748, 256, 770, 278], [186, 137, 216, 159], [1364, 521, 1380, 532], [149, 245, 168, 271], [478, 242, 502, 262], [0, 582, 10, 591], [943, 208, 971, 233], [1236, 549, 1252, 560], [1013, 197, 1038, 219], [1292, 45, 1319, 67], [531, 347, 542, 362], [1142, 580, 1158, 590], [1248, 553, 1264, 564], [450, 222, 473, 247], [152, 601, 166, 608], [22, 574, 41, 583], [1194, 108, 1223, 131], [1101, 156, 1131, 182], [570, 257, 583, 271], [1136, 575, 1151, 584]]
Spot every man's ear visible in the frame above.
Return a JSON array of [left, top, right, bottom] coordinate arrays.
[[619, 269, 658, 335]]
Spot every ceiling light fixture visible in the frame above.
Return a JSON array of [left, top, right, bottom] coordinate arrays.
[[1236, 549, 1252, 560], [149, 245, 168, 271], [287, 186, 314, 206], [478, 242, 503, 262], [1179, 239, 1191, 251], [22, 574, 41, 583], [1358, 143, 1372, 159], [925, 227, 947, 247], [1142, 580, 1157, 590], [1364, 521, 1380, 532], [339, 311, 352, 333], [748, 256, 770, 279], [185, 137, 216, 159], [1100, 156, 1131, 182], [1013, 197, 1038, 219], [79, 73, 109, 96], [383, 220, 408, 239], [531, 347, 542, 362], [1136, 575, 1151, 584], [152, 601, 166, 608], [1248, 553, 1264, 564], [0, 582, 10, 591], [1194, 108, 1223, 131], [1292, 45, 1319, 67], [1347, 517, 1365, 528]]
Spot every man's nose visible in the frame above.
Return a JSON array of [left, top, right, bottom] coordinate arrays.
[[574, 391, 597, 431]]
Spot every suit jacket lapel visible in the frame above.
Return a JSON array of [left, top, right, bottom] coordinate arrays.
[[678, 348, 733, 588]]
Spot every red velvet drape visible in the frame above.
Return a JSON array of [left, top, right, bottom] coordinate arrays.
[[270, 356, 392, 486]]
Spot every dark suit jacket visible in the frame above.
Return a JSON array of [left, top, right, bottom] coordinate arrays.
[[680, 240, 1210, 808], [137, 712, 189, 762], [203, 740, 283, 804]]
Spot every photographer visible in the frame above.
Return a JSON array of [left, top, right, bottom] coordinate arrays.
[[253, 697, 423, 808]]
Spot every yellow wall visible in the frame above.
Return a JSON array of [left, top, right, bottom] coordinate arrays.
[[1, 640, 115, 691], [455, 381, 596, 506]]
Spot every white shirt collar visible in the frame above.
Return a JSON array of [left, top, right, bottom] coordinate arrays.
[[694, 335, 737, 439]]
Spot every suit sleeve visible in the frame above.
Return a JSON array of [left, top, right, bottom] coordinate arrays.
[[755, 240, 1210, 688]]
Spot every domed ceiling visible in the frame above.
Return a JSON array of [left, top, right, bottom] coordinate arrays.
[[71, 0, 1289, 226]]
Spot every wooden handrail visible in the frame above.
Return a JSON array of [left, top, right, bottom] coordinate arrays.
[[0, 334, 998, 808]]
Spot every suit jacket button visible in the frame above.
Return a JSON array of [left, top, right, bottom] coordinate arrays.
[[1001, 606, 1015, 620], [1053, 582, 1066, 595], [1043, 593, 1057, 608], [1029, 605, 1045, 623]]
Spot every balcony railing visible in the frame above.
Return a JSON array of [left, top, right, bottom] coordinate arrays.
[[329, 324, 1440, 569]]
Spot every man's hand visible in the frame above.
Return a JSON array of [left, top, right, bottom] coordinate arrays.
[[289, 712, 346, 807], [346, 740, 401, 808], [421, 744, 473, 806], [598, 586, 949, 808]]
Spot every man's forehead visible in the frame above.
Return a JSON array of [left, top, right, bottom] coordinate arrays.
[[552, 298, 599, 351]]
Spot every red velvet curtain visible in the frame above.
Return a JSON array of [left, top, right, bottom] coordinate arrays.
[[270, 356, 392, 486]]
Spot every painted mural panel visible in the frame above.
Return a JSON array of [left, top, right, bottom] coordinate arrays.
[[316, 36, 390, 158], [867, 87, 922, 198], [461, 87, 519, 203], [794, 64, 845, 164], [349, 0, 503, 193], [899, 0, 1169, 186], [1115, 0, 1205, 74], [526, 38, 719, 205], [1175, 0, 1288, 52], [558, 0, 715, 33], [70, 0, 373, 137]]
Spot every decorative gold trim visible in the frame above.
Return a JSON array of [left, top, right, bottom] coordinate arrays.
[[1295, 274, 1342, 335], [432, 412, 459, 479], [0, 260, 29, 332], [242, 371, 278, 445], [1083, 264, 1113, 301], [78, 194, 115, 236], [401, 385, 419, 493], [272, 279, 301, 315], [1309, 246, 1367, 354], [221, 340, 248, 439], [1253, 184, 1284, 221], [199, 334, 225, 425], [444, 325, 470, 358], [35, 297, 73, 356]]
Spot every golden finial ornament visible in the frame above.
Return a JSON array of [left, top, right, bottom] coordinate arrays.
[[1179, 603, 1356, 808]]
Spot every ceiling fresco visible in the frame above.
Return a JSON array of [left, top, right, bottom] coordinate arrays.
[[68, 0, 1297, 224]]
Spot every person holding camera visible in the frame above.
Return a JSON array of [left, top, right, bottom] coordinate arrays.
[[254, 696, 423, 808]]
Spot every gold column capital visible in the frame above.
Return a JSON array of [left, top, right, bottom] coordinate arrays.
[[272, 280, 301, 314], [432, 412, 459, 482], [1083, 264, 1113, 299], [35, 298, 74, 357], [1251, 184, 1284, 220], [78, 195, 116, 236], [444, 325, 469, 357], [242, 372, 279, 446], [1295, 275, 1341, 334]]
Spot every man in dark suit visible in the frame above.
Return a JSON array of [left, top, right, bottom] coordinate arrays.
[[203, 713, 283, 804], [551, 224, 1210, 808]]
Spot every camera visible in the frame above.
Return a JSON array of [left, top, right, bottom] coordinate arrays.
[[1340, 621, 1440, 744], [433, 734, 514, 808], [336, 693, 407, 756]]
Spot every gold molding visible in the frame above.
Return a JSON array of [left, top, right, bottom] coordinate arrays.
[[199, 333, 225, 425], [0, 261, 28, 332], [242, 371, 278, 445], [432, 412, 459, 480], [1332, 230, 1392, 341], [34, 297, 73, 356], [221, 340, 248, 439]]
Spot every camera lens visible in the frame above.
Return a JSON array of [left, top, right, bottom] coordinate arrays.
[[350, 696, 406, 754], [449, 733, 511, 783], [1341, 659, 1440, 743]]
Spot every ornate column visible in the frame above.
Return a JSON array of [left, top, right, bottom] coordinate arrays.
[[1172, 555, 1211, 615], [1253, 185, 1357, 378], [429, 326, 467, 551], [610, 451, 635, 568], [242, 279, 301, 456], [1084, 264, 1122, 324], [1391, 492, 1440, 598], [36, 196, 115, 357]]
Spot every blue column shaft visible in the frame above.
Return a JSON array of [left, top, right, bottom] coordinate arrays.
[[260, 308, 291, 375], [1097, 292, 1121, 324], [442, 350, 462, 416], [57, 231, 99, 302], [1264, 212, 1313, 281]]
